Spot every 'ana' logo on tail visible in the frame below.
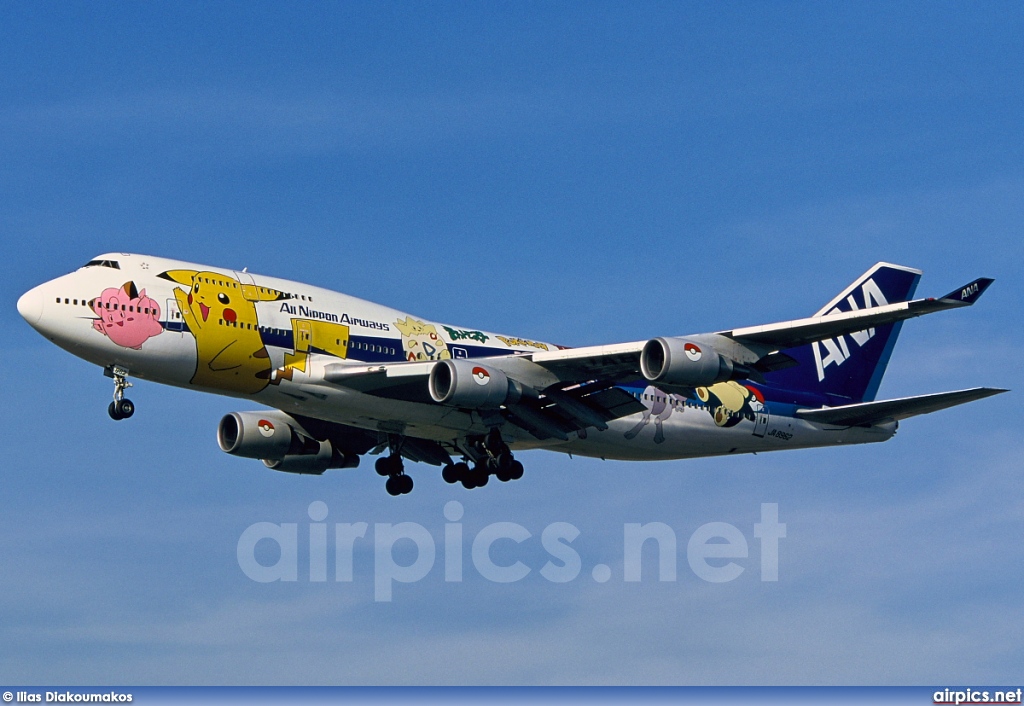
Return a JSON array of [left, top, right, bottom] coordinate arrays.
[[812, 277, 888, 381]]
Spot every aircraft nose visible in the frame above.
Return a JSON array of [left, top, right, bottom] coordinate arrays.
[[17, 285, 44, 326]]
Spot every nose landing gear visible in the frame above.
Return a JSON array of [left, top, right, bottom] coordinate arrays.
[[105, 365, 135, 421]]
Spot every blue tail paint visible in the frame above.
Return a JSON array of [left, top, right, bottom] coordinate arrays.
[[764, 263, 922, 404]]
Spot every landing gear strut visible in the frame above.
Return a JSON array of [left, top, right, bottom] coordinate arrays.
[[375, 445, 413, 496], [105, 365, 135, 421], [441, 429, 524, 489]]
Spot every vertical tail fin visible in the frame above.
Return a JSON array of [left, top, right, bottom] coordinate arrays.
[[764, 263, 922, 403]]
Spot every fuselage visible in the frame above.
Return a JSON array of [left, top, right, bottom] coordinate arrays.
[[18, 253, 895, 464]]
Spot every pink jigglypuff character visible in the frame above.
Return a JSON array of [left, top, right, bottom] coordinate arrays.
[[92, 282, 163, 350]]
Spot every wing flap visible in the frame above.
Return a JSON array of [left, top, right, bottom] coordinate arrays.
[[796, 387, 1007, 427], [322, 361, 436, 401], [528, 341, 646, 382]]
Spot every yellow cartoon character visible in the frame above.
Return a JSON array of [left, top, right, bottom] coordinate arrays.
[[394, 316, 451, 361], [271, 318, 350, 383], [158, 270, 287, 394], [695, 381, 765, 427]]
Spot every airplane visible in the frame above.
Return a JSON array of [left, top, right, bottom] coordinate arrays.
[[17, 254, 1006, 496]]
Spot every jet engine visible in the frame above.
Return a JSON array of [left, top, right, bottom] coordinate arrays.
[[428, 359, 524, 409], [640, 337, 734, 387], [217, 411, 356, 475], [261, 441, 356, 475]]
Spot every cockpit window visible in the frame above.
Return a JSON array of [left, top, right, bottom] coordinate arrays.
[[83, 260, 121, 270]]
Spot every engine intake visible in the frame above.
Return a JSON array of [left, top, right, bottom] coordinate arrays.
[[428, 359, 523, 409], [640, 337, 734, 386], [218, 411, 298, 460]]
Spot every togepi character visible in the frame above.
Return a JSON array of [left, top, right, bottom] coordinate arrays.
[[394, 316, 451, 361]]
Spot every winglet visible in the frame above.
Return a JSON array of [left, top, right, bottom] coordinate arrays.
[[940, 277, 994, 305]]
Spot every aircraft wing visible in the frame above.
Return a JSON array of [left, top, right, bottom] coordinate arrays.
[[322, 360, 646, 439], [527, 277, 995, 379], [526, 341, 647, 382], [796, 387, 1007, 427], [720, 277, 993, 351], [318, 274, 993, 437], [324, 361, 438, 403]]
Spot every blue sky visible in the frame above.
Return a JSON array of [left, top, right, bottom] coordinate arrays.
[[1, 2, 1022, 685]]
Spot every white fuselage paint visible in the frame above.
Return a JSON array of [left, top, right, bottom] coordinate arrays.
[[19, 253, 894, 462]]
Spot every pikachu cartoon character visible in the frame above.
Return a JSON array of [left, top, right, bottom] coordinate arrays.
[[394, 316, 451, 361], [695, 381, 765, 428], [158, 270, 288, 394]]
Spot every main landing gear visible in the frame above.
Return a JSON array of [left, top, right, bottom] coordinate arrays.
[[441, 429, 524, 490], [375, 451, 414, 496], [105, 365, 135, 421]]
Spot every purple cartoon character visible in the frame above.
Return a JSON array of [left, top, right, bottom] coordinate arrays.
[[92, 282, 163, 349]]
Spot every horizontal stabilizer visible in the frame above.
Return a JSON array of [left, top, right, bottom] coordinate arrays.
[[796, 387, 1007, 427]]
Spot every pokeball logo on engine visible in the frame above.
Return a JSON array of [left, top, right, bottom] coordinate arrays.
[[257, 419, 275, 437], [472, 366, 490, 386], [684, 342, 702, 362]]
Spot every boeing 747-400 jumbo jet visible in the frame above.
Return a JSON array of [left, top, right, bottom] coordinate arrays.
[[18, 254, 1005, 495]]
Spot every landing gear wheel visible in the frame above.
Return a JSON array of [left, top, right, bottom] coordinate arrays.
[[106, 365, 135, 421], [115, 399, 135, 419], [376, 455, 403, 476], [508, 460, 524, 480], [472, 464, 490, 488], [496, 451, 514, 472], [397, 474, 414, 494], [442, 463, 460, 484], [460, 464, 483, 489], [385, 476, 403, 496]]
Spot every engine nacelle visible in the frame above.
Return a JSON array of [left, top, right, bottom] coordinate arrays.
[[428, 359, 523, 409], [219, 411, 359, 474], [218, 411, 299, 460], [640, 337, 734, 386], [262, 440, 357, 475]]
